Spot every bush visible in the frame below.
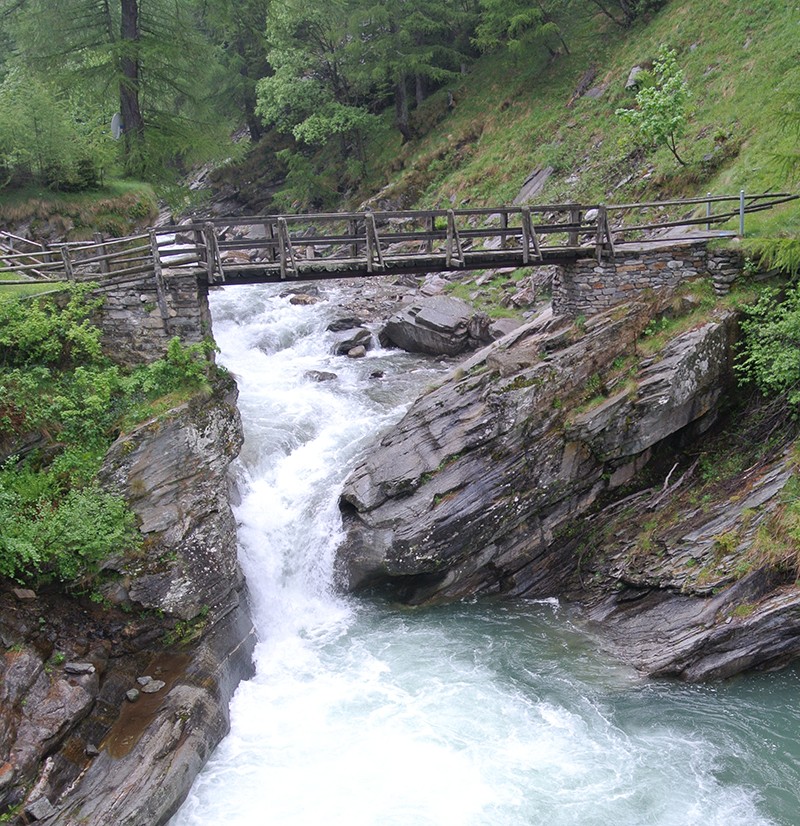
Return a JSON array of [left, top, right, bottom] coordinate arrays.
[[735, 284, 800, 410], [0, 291, 215, 587], [0, 470, 138, 583]]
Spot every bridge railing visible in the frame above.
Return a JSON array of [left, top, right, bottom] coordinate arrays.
[[0, 191, 796, 287], [162, 203, 614, 281]]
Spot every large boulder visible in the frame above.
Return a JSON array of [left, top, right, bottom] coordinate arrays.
[[380, 295, 491, 356], [336, 302, 737, 606]]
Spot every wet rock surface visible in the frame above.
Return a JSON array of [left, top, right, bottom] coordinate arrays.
[[380, 295, 492, 356], [0, 375, 255, 824], [335, 291, 800, 681]]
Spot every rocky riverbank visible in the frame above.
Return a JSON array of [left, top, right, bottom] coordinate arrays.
[[0, 373, 255, 824], [334, 278, 800, 681]]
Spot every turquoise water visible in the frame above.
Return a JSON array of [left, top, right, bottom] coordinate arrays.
[[170, 284, 800, 826]]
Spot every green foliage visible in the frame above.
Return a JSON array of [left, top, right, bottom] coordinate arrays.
[[742, 67, 800, 276], [0, 288, 215, 587], [5, 0, 236, 183], [0, 473, 138, 583], [616, 45, 691, 165], [473, 0, 567, 56], [0, 67, 113, 191], [735, 285, 800, 410]]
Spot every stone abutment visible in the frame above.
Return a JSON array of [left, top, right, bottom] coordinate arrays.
[[553, 241, 743, 318]]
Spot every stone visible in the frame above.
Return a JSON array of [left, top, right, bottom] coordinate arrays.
[[420, 275, 449, 296], [347, 346, 367, 359], [64, 663, 95, 676], [25, 796, 55, 821], [381, 296, 486, 356], [85, 744, 100, 757], [625, 66, 646, 89], [141, 680, 166, 694], [0, 763, 14, 790], [305, 370, 338, 382], [289, 293, 320, 306], [12, 588, 36, 601], [137, 676, 152, 686], [327, 316, 365, 332], [332, 327, 372, 355], [125, 689, 140, 703], [489, 318, 524, 340], [513, 166, 554, 205]]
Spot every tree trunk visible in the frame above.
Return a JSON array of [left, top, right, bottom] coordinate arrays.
[[120, 0, 146, 176], [394, 77, 412, 143], [415, 74, 426, 108]]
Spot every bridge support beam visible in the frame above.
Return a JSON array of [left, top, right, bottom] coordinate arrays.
[[553, 242, 743, 319], [93, 269, 212, 368]]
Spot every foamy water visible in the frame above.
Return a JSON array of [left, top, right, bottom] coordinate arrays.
[[170, 283, 800, 826]]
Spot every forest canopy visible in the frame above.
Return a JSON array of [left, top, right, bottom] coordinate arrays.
[[0, 0, 662, 192]]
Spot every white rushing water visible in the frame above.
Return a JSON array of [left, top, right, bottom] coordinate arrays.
[[171, 284, 800, 826]]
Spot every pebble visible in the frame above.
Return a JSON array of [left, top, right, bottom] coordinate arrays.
[[125, 689, 140, 703], [141, 680, 166, 694]]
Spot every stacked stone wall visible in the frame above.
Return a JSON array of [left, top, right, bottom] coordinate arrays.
[[94, 269, 211, 366], [553, 242, 743, 318]]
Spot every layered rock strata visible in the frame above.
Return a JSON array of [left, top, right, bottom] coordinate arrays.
[[335, 294, 800, 679], [0, 375, 255, 824]]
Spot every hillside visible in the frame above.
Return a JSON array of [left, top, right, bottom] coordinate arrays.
[[358, 0, 798, 237]]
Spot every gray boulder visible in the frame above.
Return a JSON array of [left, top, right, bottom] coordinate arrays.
[[332, 327, 372, 355], [381, 295, 491, 356]]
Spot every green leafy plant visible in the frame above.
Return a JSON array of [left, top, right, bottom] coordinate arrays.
[[616, 45, 691, 166], [0, 290, 215, 587], [735, 285, 800, 411]]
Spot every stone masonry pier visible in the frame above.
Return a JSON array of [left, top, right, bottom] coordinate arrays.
[[553, 241, 743, 318]]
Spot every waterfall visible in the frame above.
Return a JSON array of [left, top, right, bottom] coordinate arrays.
[[171, 283, 798, 826]]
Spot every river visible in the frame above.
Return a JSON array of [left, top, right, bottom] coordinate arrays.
[[170, 283, 800, 826]]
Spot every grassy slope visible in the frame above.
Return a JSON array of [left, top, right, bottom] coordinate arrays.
[[362, 0, 799, 239], [0, 179, 159, 240]]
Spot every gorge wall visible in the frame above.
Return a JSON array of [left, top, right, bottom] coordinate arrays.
[[335, 279, 800, 681], [0, 284, 254, 824]]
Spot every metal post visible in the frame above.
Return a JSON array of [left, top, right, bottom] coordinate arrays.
[[739, 189, 746, 237], [706, 193, 712, 232]]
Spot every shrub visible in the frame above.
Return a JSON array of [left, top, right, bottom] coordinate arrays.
[[735, 285, 800, 410]]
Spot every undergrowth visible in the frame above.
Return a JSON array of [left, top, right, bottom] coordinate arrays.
[[0, 285, 217, 586]]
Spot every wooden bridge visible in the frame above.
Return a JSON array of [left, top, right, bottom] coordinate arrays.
[[0, 192, 795, 290]]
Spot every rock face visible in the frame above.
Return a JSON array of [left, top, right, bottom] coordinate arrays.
[[381, 295, 492, 356], [0, 374, 256, 824], [338, 301, 663, 601], [337, 291, 800, 680]]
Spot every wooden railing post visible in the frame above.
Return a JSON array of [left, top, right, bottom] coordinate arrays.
[[93, 232, 110, 274], [425, 215, 434, 254], [149, 229, 171, 332], [446, 210, 464, 268], [569, 204, 581, 246], [59, 245, 74, 282], [348, 219, 358, 259], [277, 217, 297, 278], [595, 204, 607, 263], [739, 189, 746, 237], [520, 207, 541, 263], [365, 212, 384, 273], [265, 220, 277, 263]]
